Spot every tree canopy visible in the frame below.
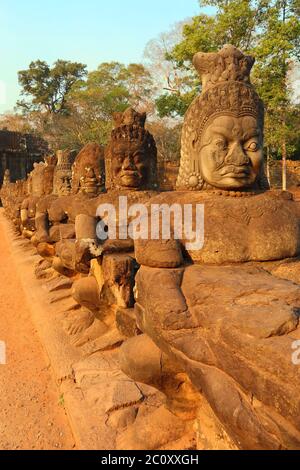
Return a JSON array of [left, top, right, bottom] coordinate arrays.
[[17, 60, 87, 114], [2, 1, 299, 163], [151, 0, 300, 164]]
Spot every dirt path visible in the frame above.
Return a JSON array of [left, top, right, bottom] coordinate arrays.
[[0, 211, 75, 450]]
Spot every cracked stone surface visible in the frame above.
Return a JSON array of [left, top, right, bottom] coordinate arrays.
[[135, 263, 300, 450]]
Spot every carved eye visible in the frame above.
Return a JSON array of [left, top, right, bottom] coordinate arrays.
[[245, 142, 259, 152], [215, 139, 228, 151]]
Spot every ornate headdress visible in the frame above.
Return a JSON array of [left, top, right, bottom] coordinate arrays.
[[177, 45, 265, 191]]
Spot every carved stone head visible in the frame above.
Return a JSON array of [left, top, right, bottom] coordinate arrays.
[[30, 155, 57, 197], [105, 108, 157, 191], [53, 150, 76, 196], [72, 143, 105, 196], [177, 45, 266, 191], [79, 167, 101, 196]]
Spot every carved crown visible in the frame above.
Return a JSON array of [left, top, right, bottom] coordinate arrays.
[[113, 107, 146, 129], [193, 44, 255, 92], [183, 45, 264, 147], [44, 155, 57, 167], [111, 108, 151, 144], [56, 150, 76, 171], [105, 108, 157, 191], [176, 45, 266, 192]]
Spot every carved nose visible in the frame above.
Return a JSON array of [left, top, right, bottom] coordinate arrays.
[[226, 143, 250, 165]]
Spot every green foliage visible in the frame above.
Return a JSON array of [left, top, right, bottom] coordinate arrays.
[[156, 90, 197, 118], [17, 60, 87, 114], [15, 60, 155, 150], [252, 1, 300, 160], [12, 1, 300, 162], [155, 0, 300, 162], [70, 62, 153, 120], [153, 1, 269, 119]]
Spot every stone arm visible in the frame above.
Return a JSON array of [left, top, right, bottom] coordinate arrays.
[[75, 213, 135, 258], [20, 197, 30, 227], [135, 239, 184, 269], [20, 196, 38, 232], [35, 195, 58, 243]]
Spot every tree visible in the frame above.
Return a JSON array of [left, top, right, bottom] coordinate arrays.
[[154, 1, 271, 118], [144, 22, 197, 118], [0, 113, 33, 133], [252, 0, 300, 189], [147, 120, 182, 162], [71, 62, 154, 118], [152, 0, 300, 189], [155, 91, 197, 118], [23, 61, 156, 151], [17, 60, 87, 114], [118, 63, 154, 111]]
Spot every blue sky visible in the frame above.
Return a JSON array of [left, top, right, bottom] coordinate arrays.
[[0, 0, 206, 113]]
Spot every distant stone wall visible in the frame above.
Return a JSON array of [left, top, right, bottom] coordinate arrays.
[[0, 130, 48, 183], [268, 160, 300, 189]]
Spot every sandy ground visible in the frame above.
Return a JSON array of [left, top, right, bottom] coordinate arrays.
[[0, 210, 75, 450]]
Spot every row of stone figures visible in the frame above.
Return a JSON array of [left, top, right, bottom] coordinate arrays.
[[2, 45, 300, 450]]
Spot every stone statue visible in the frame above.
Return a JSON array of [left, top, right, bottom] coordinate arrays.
[[20, 155, 57, 239], [105, 108, 157, 191], [72, 142, 105, 195], [177, 44, 267, 192], [34, 144, 104, 247], [119, 46, 300, 450], [0, 170, 27, 229], [2, 169, 11, 186], [63, 108, 158, 346], [4, 46, 300, 451], [53, 150, 76, 196]]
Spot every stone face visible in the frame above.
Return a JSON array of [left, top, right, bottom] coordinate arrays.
[[177, 45, 267, 192], [71, 143, 105, 196], [121, 45, 300, 451], [105, 108, 158, 191], [53, 150, 76, 196]]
